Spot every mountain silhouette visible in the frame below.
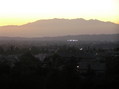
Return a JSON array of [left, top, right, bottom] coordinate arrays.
[[0, 18, 118, 37]]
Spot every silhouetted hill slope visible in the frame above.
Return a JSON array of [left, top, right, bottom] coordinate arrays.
[[0, 34, 119, 42], [0, 18, 119, 37]]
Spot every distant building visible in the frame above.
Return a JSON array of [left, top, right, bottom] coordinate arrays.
[[67, 39, 78, 42]]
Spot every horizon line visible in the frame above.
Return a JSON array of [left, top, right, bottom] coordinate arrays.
[[0, 18, 118, 27]]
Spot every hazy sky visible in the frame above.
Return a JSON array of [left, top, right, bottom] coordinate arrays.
[[0, 0, 119, 26]]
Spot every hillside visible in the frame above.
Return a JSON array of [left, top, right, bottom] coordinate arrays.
[[0, 34, 119, 42]]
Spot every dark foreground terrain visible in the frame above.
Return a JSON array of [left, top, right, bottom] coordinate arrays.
[[0, 40, 119, 89]]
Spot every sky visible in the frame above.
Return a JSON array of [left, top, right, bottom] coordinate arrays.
[[0, 0, 119, 26]]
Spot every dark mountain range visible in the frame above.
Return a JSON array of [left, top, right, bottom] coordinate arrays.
[[0, 34, 119, 42]]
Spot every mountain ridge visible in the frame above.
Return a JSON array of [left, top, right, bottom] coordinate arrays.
[[0, 34, 119, 42], [0, 18, 118, 37]]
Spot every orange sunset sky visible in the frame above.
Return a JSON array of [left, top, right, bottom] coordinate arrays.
[[0, 0, 119, 26]]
